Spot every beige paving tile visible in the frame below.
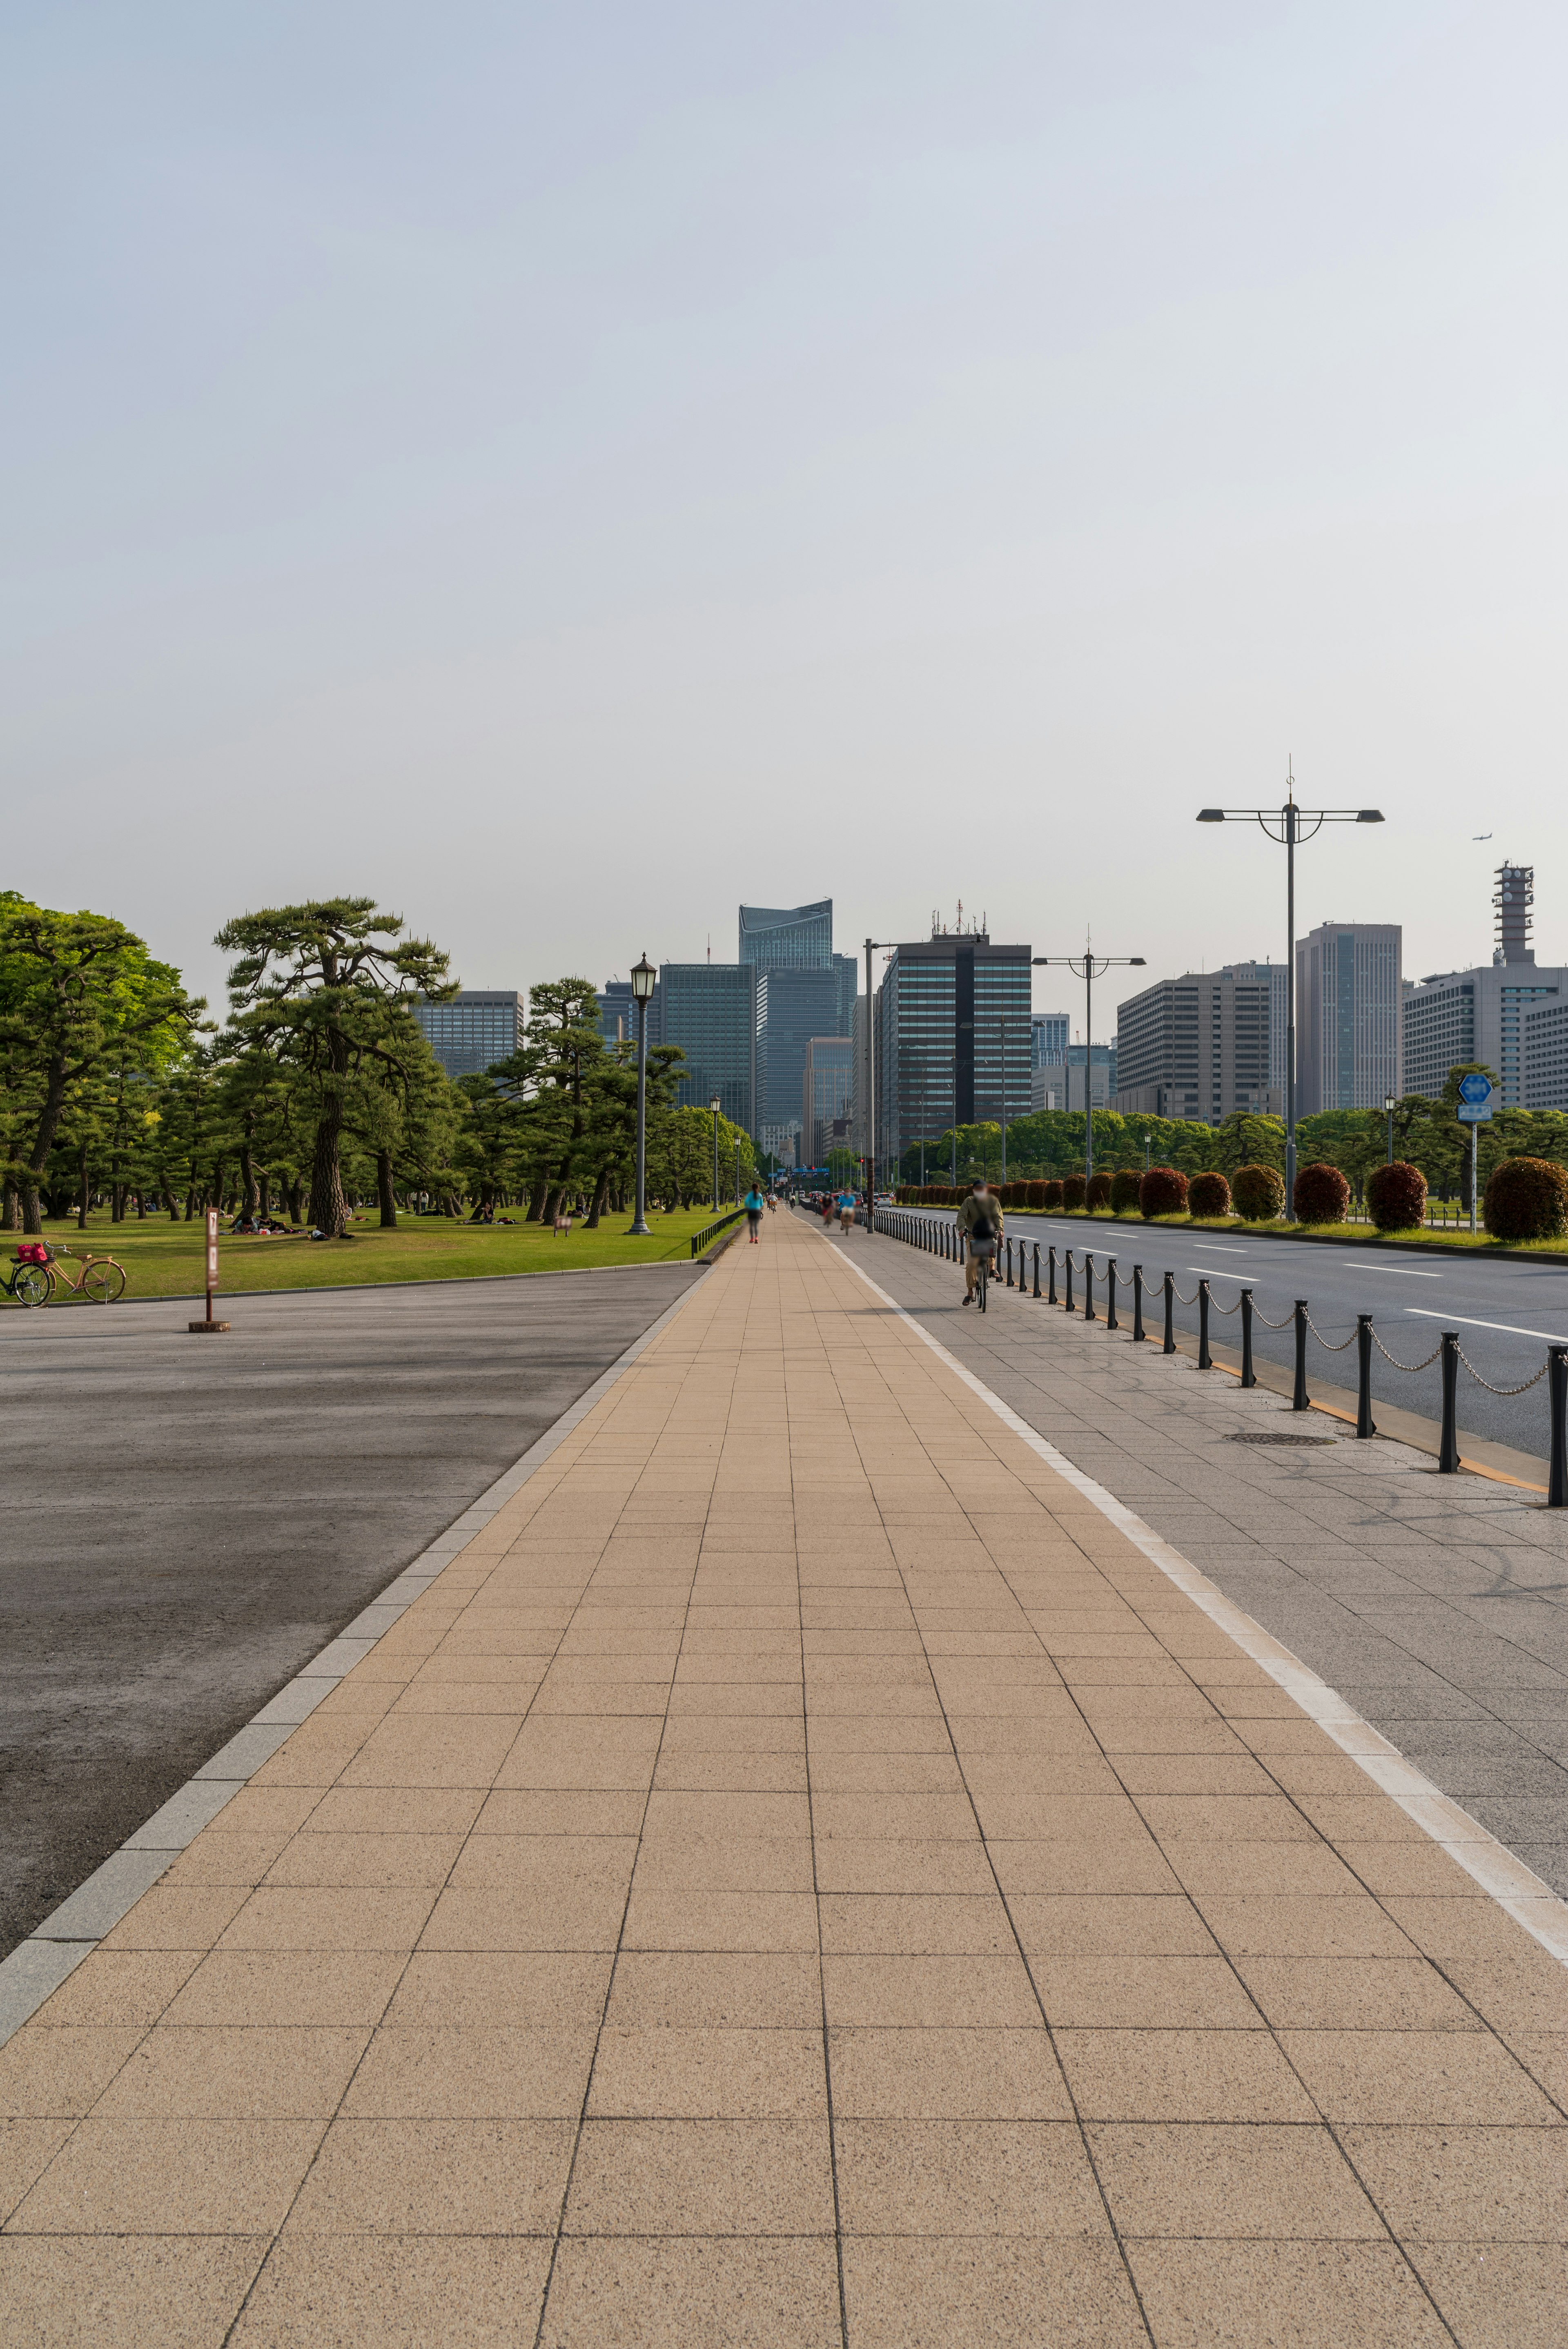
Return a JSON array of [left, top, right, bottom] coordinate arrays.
[[834, 2117, 1107, 2236], [817, 1893, 1016, 1955], [1127, 2241, 1450, 2347], [0, 2120, 74, 2224], [1232, 1955, 1483, 2032], [341, 2026, 597, 2117], [605, 1952, 821, 2028], [587, 2027, 827, 2118], [260, 1830, 465, 1888], [539, 2236, 842, 2348], [1408, 2241, 1568, 2347], [285, 2118, 575, 2234], [1087, 2122, 1385, 2238], [419, 1885, 629, 1950], [563, 2117, 835, 2234], [9, 2117, 325, 2233], [231, 2235, 553, 2345], [382, 1951, 611, 2031], [164, 1950, 405, 2028], [91, 2026, 369, 2119], [1056, 2028, 1318, 2122], [0, 2236, 268, 2347], [842, 2238, 1145, 2347], [1011, 1895, 1218, 1958], [98, 1884, 251, 1952], [822, 1953, 1039, 2028], [1030, 1955, 1261, 2029], [216, 1886, 437, 1951], [829, 2026, 1071, 2119], [1278, 2028, 1561, 2123], [1338, 2123, 1568, 2239], [0, 2027, 143, 2118]]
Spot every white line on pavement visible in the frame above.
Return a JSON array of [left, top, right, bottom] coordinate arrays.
[[1335, 1262, 1443, 1276], [1407, 1308, 1568, 1343]]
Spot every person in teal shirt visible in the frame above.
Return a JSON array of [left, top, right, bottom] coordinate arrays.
[[744, 1186, 766, 1243]]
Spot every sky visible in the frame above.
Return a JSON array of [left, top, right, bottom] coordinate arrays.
[[5, 2, 1566, 1035]]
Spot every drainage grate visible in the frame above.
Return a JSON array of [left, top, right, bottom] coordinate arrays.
[[1229, 1431, 1336, 1447]]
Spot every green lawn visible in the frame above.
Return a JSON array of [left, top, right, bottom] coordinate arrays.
[[1044, 1209, 1568, 1258], [1, 1206, 725, 1305]]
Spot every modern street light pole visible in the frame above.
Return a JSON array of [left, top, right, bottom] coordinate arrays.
[[958, 1017, 1029, 1184], [1032, 949, 1145, 1189], [709, 1093, 722, 1216], [1384, 1091, 1396, 1166], [1197, 772, 1383, 1221], [862, 937, 890, 1209], [628, 954, 657, 1236]]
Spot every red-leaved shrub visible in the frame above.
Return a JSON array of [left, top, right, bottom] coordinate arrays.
[[1188, 1171, 1231, 1219], [1483, 1157, 1568, 1242], [1086, 1171, 1114, 1211], [1041, 1179, 1064, 1210], [1061, 1174, 1087, 1211], [1367, 1160, 1427, 1232], [1139, 1165, 1188, 1218], [1232, 1164, 1285, 1222], [1110, 1169, 1142, 1214], [1026, 1180, 1047, 1209], [1294, 1162, 1350, 1225]]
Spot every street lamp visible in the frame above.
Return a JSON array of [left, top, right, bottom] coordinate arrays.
[[628, 954, 657, 1236], [709, 1093, 722, 1216], [1384, 1091, 1396, 1166], [1196, 768, 1383, 1219], [1032, 948, 1145, 1189], [1142, 1131, 1152, 1172], [862, 937, 891, 1211]]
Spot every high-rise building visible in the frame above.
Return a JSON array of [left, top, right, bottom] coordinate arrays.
[[1032, 1045, 1114, 1113], [1115, 969, 1278, 1122], [412, 990, 523, 1080], [1218, 961, 1288, 1098], [1032, 1012, 1069, 1068], [802, 1037, 855, 1169], [1296, 924, 1402, 1115], [656, 963, 756, 1129], [1404, 865, 1567, 1106], [598, 980, 635, 1051], [872, 926, 1031, 1173], [739, 901, 833, 967], [737, 899, 857, 1143]]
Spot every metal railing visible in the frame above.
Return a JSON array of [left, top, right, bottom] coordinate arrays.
[[868, 1206, 1568, 1504], [690, 1208, 748, 1258]]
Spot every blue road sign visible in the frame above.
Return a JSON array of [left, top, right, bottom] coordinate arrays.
[[1458, 1072, 1493, 1104]]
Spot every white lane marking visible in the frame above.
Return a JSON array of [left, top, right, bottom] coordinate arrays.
[[1188, 1267, 1257, 1278], [1407, 1308, 1568, 1343], [833, 1234, 1568, 1970], [1193, 1244, 1250, 1254], [1336, 1262, 1443, 1277]]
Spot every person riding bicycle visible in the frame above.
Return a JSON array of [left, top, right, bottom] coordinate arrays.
[[956, 1177, 1003, 1306]]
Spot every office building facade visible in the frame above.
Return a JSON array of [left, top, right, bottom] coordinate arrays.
[[739, 898, 858, 1140], [802, 1037, 855, 1169], [1032, 1045, 1114, 1114], [1032, 1012, 1070, 1069], [1296, 923, 1402, 1115], [872, 929, 1031, 1171], [1403, 868, 1567, 1107], [656, 963, 756, 1130], [598, 979, 635, 1051], [412, 990, 523, 1080], [1116, 969, 1277, 1122]]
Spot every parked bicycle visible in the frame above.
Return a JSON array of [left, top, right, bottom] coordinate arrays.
[[7, 1240, 127, 1307]]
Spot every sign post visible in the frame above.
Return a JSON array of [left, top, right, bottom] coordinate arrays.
[[1457, 1073, 1494, 1234], [189, 1206, 231, 1334]]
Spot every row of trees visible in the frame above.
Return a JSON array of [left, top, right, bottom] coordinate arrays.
[[897, 1071, 1567, 1210], [0, 893, 755, 1236]]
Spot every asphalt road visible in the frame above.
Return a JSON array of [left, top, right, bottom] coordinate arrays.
[[0, 1265, 700, 1960], [895, 1207, 1568, 1456]]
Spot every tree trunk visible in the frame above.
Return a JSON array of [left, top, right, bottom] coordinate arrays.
[[287, 1177, 305, 1224], [239, 1138, 259, 1220], [309, 1099, 347, 1235], [78, 1139, 91, 1231], [2, 1178, 18, 1231], [376, 1150, 397, 1228], [586, 1167, 611, 1229], [258, 1170, 272, 1220], [136, 1189, 148, 1219], [526, 1177, 549, 1222], [541, 1185, 562, 1227]]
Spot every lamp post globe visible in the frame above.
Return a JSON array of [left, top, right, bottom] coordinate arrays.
[[628, 954, 656, 1236]]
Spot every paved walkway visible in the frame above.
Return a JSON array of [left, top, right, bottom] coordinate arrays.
[[2, 1209, 1567, 2344]]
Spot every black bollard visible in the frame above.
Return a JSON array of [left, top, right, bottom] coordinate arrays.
[[1197, 1278, 1212, 1369], [1356, 1314, 1377, 1438], [1163, 1269, 1175, 1355], [1132, 1264, 1145, 1343], [1083, 1254, 1096, 1323], [1292, 1301, 1310, 1410], [1005, 1237, 1014, 1288], [1105, 1259, 1118, 1332], [1240, 1288, 1255, 1388], [1550, 1347, 1568, 1507], [1064, 1250, 1074, 1314], [1439, 1333, 1460, 1473], [1032, 1241, 1041, 1299], [1047, 1245, 1057, 1305]]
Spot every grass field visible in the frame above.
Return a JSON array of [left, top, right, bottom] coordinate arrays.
[[0, 1206, 728, 1306]]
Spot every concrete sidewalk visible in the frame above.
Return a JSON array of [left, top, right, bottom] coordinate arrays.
[[2, 1206, 1566, 2344]]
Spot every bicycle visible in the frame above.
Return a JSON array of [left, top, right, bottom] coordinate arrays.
[[971, 1239, 993, 1313], [7, 1241, 127, 1307]]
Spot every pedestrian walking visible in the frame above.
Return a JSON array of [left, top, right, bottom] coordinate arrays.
[[744, 1185, 766, 1243]]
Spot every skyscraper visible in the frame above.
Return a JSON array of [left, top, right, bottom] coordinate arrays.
[[1295, 924, 1402, 1115], [1404, 865, 1567, 1106], [739, 898, 858, 1144], [656, 964, 756, 1129], [1031, 1012, 1069, 1069], [803, 1038, 855, 1168], [1115, 968, 1276, 1122], [411, 990, 523, 1080], [873, 925, 1031, 1173]]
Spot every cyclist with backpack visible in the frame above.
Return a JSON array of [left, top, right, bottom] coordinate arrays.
[[956, 1177, 1003, 1306]]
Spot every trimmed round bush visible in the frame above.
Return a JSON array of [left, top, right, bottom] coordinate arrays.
[[1026, 1180, 1047, 1209], [1188, 1171, 1231, 1219], [1109, 1168, 1142, 1214], [1041, 1178, 1064, 1210], [1294, 1162, 1350, 1225], [1061, 1174, 1087, 1211], [1367, 1160, 1427, 1232], [1483, 1156, 1568, 1242], [1232, 1163, 1285, 1222], [1139, 1165, 1188, 1218], [1086, 1171, 1114, 1211]]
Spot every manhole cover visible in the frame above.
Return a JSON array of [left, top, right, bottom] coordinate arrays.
[[1229, 1431, 1336, 1447]]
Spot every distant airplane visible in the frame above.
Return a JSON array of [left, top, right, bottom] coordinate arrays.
[[1473, 833, 1492, 840]]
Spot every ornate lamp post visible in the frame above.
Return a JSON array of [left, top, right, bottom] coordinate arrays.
[[628, 955, 657, 1236], [1196, 770, 1383, 1219], [709, 1093, 722, 1214], [1384, 1091, 1396, 1166]]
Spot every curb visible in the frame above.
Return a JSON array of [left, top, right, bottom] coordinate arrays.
[[0, 1265, 713, 2048]]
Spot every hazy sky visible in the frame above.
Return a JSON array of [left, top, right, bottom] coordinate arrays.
[[6, 2, 1566, 1033]]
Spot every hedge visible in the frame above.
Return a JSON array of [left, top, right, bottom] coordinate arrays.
[[1232, 1163, 1285, 1222], [1139, 1165, 1188, 1218], [1188, 1171, 1231, 1219], [1367, 1160, 1427, 1233], [1062, 1174, 1087, 1211], [1041, 1178, 1064, 1210], [1086, 1171, 1114, 1211], [1483, 1156, 1568, 1242], [1294, 1161, 1350, 1225], [1109, 1169, 1142, 1214]]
